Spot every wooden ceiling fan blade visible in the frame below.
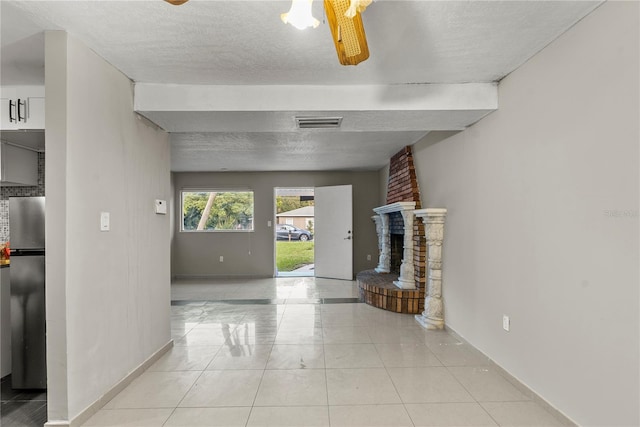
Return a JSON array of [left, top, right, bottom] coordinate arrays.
[[324, 0, 369, 66]]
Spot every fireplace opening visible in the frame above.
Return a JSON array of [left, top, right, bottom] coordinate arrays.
[[388, 211, 405, 275], [390, 233, 403, 274]]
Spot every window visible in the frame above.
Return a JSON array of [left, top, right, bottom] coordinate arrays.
[[181, 190, 254, 231]]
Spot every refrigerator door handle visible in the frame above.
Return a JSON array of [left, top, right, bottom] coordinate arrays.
[[10, 249, 46, 257]]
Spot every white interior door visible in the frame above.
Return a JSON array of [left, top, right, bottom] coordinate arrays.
[[314, 185, 353, 280]]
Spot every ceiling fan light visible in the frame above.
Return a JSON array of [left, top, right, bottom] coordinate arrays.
[[344, 0, 372, 18], [281, 0, 320, 30]]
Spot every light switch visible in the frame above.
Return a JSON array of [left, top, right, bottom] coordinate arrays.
[[503, 315, 510, 332], [100, 212, 110, 231], [267, 220, 272, 227], [155, 199, 167, 215]]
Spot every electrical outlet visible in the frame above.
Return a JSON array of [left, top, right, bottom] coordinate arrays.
[[503, 315, 510, 332], [367, 254, 372, 261], [219, 256, 224, 262]]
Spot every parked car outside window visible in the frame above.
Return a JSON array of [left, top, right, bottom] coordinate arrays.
[[276, 224, 313, 241]]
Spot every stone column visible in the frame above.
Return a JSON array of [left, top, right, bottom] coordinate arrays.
[[393, 209, 415, 289], [414, 208, 447, 330], [372, 214, 390, 273]]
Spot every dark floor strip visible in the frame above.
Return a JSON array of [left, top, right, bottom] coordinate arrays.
[[172, 297, 361, 306], [1, 375, 48, 427]]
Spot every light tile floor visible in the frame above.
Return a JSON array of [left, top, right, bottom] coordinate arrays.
[[83, 277, 570, 426]]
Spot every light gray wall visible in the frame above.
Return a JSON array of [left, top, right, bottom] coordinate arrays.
[[172, 171, 380, 278], [45, 31, 70, 421], [411, 3, 638, 426], [378, 163, 388, 205], [45, 31, 171, 423], [170, 172, 176, 258]]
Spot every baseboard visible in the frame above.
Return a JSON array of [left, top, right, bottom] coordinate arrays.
[[44, 340, 173, 427], [443, 325, 577, 427]]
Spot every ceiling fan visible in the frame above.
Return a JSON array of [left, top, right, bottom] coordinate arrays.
[[323, 0, 370, 66], [163, 0, 371, 65]]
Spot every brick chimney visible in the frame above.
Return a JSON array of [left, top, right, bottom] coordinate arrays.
[[386, 146, 421, 207]]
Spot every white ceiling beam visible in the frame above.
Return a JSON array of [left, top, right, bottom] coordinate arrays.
[[134, 83, 497, 113]]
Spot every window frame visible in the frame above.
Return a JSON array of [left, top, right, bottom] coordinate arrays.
[[180, 189, 255, 233]]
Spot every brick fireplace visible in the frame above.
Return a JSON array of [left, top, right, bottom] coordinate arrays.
[[357, 146, 447, 327], [357, 146, 426, 313]]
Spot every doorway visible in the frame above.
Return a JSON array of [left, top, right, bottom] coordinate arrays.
[[274, 188, 315, 277]]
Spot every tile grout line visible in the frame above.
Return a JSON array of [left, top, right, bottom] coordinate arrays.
[[441, 363, 502, 426], [244, 297, 288, 427], [163, 313, 227, 427], [321, 307, 332, 427], [375, 343, 417, 427], [243, 359, 270, 427]]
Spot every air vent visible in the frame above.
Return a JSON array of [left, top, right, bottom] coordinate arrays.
[[295, 116, 343, 129]]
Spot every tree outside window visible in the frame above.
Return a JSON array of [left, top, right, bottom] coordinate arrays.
[[182, 191, 254, 231]]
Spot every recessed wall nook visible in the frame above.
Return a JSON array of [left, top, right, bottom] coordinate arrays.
[[357, 146, 447, 329]]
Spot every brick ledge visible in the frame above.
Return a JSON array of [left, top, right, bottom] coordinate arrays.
[[357, 269, 423, 314]]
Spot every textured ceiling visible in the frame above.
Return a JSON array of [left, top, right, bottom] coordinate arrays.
[[171, 130, 429, 172], [1, 0, 602, 171]]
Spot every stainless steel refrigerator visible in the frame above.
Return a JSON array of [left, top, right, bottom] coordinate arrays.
[[9, 196, 46, 389]]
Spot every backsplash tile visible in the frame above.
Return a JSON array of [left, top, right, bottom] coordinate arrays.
[[0, 152, 45, 242], [0, 200, 8, 243]]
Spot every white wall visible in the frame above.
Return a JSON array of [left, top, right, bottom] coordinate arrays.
[[411, 3, 639, 426], [45, 32, 171, 423], [172, 171, 381, 278]]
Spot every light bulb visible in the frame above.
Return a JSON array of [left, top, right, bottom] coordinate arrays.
[[281, 0, 320, 30]]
